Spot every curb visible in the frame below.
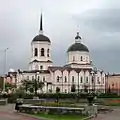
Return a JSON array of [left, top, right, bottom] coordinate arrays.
[[83, 115, 94, 120], [18, 112, 95, 120], [17, 113, 47, 120]]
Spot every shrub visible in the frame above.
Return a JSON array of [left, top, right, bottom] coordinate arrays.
[[98, 93, 120, 98]]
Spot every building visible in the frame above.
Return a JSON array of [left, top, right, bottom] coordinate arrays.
[[0, 76, 4, 90], [106, 73, 120, 95], [4, 69, 17, 85], [8, 14, 106, 93]]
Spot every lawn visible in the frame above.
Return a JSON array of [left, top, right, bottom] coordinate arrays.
[[33, 114, 85, 120]]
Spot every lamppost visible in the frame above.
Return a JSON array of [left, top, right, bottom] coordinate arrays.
[[3, 48, 9, 92], [86, 67, 97, 106], [76, 72, 80, 102], [34, 71, 39, 96], [91, 67, 97, 94], [57, 76, 62, 92]]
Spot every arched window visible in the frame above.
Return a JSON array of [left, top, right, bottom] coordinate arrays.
[[27, 76, 29, 80], [73, 56, 75, 61], [86, 57, 88, 62], [72, 76, 74, 83], [56, 87, 60, 93], [43, 76, 45, 82], [57, 76, 59, 82], [97, 77, 100, 84], [65, 76, 67, 83], [32, 76, 34, 80], [41, 48, 44, 56], [38, 76, 40, 81], [102, 78, 104, 84], [47, 49, 49, 57], [80, 56, 83, 61], [34, 48, 38, 56], [35, 65, 39, 70], [80, 77, 83, 83], [40, 65, 43, 70], [86, 77, 88, 83]]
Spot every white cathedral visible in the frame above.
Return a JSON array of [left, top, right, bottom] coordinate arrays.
[[7, 14, 106, 93]]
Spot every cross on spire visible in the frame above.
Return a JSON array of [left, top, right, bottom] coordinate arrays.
[[39, 12, 43, 34]]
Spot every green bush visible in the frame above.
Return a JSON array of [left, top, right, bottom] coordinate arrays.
[[98, 93, 120, 98]]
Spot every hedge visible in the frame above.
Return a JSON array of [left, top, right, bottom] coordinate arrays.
[[1, 92, 120, 103]]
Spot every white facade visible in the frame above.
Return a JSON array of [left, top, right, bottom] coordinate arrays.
[[8, 16, 106, 93]]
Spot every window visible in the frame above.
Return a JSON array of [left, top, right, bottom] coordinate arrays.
[[57, 76, 59, 82], [80, 76, 83, 83], [41, 48, 44, 56], [102, 78, 104, 84], [65, 76, 67, 83], [32, 76, 34, 80], [86, 57, 88, 62], [34, 48, 38, 56], [97, 77, 100, 84], [47, 49, 49, 57], [72, 76, 74, 83], [80, 56, 83, 61], [86, 77, 88, 83], [43, 76, 45, 82], [65, 89, 67, 93], [40, 65, 43, 70], [27, 76, 29, 80], [38, 76, 40, 81], [73, 56, 75, 61], [35, 65, 39, 70], [56, 87, 60, 93]]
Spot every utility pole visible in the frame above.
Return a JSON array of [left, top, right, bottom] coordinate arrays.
[[3, 48, 9, 92]]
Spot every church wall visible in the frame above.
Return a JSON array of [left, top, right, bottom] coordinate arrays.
[[29, 62, 52, 70], [53, 70, 62, 92], [70, 64, 92, 69], [68, 51, 91, 65], [31, 41, 51, 62]]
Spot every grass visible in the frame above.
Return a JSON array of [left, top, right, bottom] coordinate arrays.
[[33, 113, 85, 120]]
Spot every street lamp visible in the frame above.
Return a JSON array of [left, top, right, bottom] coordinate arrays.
[[3, 48, 9, 92], [91, 67, 97, 94], [86, 65, 97, 105], [34, 71, 39, 96]]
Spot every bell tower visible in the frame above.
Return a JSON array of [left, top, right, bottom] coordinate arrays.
[[29, 13, 52, 70]]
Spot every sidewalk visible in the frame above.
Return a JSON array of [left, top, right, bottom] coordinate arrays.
[[91, 108, 120, 120], [0, 104, 41, 120]]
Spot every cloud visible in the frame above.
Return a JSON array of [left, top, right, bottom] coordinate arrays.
[[79, 9, 120, 33], [0, 0, 120, 75]]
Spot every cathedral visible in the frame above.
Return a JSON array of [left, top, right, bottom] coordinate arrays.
[[8, 14, 106, 93]]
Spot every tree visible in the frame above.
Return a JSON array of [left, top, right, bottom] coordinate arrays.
[[71, 84, 76, 92], [0, 77, 4, 90], [5, 83, 16, 93], [21, 80, 33, 92]]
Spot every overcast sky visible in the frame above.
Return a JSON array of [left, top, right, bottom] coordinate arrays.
[[0, 0, 120, 75]]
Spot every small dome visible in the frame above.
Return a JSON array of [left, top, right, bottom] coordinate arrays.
[[32, 34, 51, 42], [67, 43, 89, 52]]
